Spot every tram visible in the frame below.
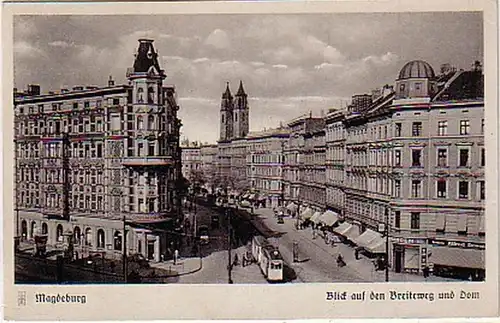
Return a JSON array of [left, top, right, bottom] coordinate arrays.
[[251, 235, 284, 282]]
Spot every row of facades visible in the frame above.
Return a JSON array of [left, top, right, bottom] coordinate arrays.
[[182, 60, 485, 275]]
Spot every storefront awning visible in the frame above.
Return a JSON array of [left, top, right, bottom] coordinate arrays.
[[310, 211, 323, 224], [319, 210, 339, 227], [300, 207, 313, 220], [354, 229, 383, 249], [365, 238, 386, 254], [429, 247, 485, 269], [333, 222, 360, 241]]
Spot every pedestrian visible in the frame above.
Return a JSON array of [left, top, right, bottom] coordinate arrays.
[[312, 230, 317, 240], [423, 266, 430, 278], [354, 248, 359, 260], [174, 249, 179, 265]]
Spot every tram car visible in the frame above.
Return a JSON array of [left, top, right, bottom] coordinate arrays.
[[251, 236, 284, 282]]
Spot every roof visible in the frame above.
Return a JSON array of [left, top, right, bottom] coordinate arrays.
[[132, 39, 163, 75], [222, 82, 233, 99], [236, 80, 247, 97], [398, 60, 435, 80], [433, 70, 484, 101]]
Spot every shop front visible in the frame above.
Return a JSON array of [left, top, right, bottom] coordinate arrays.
[[391, 237, 428, 274], [427, 238, 485, 281]]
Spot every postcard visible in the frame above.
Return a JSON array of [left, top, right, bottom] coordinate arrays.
[[2, 0, 499, 320]]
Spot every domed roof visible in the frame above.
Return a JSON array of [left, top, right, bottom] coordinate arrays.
[[398, 60, 435, 80]]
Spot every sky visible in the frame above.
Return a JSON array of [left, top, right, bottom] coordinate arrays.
[[14, 13, 483, 144]]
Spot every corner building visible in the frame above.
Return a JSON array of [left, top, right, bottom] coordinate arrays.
[[14, 39, 182, 262], [340, 60, 485, 277]]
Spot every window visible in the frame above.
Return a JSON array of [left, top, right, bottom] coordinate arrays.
[[394, 150, 401, 167], [411, 180, 421, 198], [148, 141, 155, 156], [394, 211, 401, 228], [138, 198, 144, 212], [411, 149, 422, 167], [138, 143, 144, 156], [410, 212, 420, 230], [394, 179, 401, 198], [437, 148, 447, 167], [84, 101, 90, 108], [481, 148, 485, 167], [110, 114, 120, 131], [437, 121, 447, 136], [148, 115, 154, 130], [399, 84, 405, 92], [113, 98, 120, 106], [412, 122, 422, 136], [97, 229, 105, 248], [113, 231, 122, 251], [459, 149, 469, 167], [137, 116, 144, 130], [73, 102, 78, 109], [137, 88, 144, 103], [148, 87, 154, 104], [481, 119, 484, 134], [148, 198, 155, 212], [437, 179, 447, 198], [97, 143, 103, 158], [479, 181, 485, 200], [415, 82, 422, 91], [460, 120, 470, 135], [222, 114, 225, 124], [458, 181, 469, 199], [394, 123, 402, 137]]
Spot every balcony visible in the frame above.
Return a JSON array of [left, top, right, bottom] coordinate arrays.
[[122, 156, 175, 167]]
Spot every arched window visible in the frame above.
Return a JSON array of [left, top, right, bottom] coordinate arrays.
[[97, 229, 105, 248], [42, 222, 48, 235], [147, 115, 154, 130], [73, 226, 81, 245], [56, 224, 63, 242], [21, 220, 27, 239], [137, 87, 144, 103], [114, 231, 123, 251], [148, 87, 155, 104], [85, 228, 92, 246], [30, 221, 37, 238]]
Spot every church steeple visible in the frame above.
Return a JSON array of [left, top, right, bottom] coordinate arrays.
[[236, 80, 247, 97], [222, 81, 233, 100]]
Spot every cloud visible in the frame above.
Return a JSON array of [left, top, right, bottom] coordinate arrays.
[[48, 40, 76, 48], [205, 29, 230, 49], [14, 41, 46, 58]]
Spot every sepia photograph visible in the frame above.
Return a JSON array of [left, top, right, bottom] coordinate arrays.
[[3, 0, 499, 320]]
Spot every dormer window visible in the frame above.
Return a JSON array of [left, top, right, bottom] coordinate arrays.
[[399, 84, 405, 92]]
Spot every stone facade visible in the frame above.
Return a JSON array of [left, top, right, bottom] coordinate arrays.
[[14, 39, 182, 262]]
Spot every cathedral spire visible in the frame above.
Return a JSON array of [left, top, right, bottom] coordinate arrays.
[[236, 80, 247, 96], [222, 81, 232, 99]]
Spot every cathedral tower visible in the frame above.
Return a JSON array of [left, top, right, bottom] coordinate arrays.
[[233, 80, 249, 138], [219, 82, 233, 141]]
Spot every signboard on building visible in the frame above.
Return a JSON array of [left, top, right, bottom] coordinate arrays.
[[428, 238, 485, 250]]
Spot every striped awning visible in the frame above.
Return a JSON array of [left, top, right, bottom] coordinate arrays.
[[354, 229, 383, 249]]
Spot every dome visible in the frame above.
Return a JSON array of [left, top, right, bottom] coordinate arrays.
[[398, 60, 435, 80]]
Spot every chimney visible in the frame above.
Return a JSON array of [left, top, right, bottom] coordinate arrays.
[[108, 75, 115, 87], [27, 84, 40, 96]]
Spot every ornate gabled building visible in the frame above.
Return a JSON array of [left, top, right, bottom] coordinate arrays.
[[14, 39, 182, 262]]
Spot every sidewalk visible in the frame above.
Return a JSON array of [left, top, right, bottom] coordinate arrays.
[[253, 207, 458, 283], [150, 256, 202, 276]]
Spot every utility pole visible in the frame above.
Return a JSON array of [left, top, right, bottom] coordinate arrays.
[[123, 216, 128, 283], [385, 207, 390, 282], [226, 206, 233, 284]]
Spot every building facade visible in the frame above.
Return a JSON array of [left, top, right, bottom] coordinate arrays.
[[246, 127, 290, 208], [300, 123, 326, 210], [216, 81, 250, 192], [339, 60, 485, 276], [14, 39, 182, 262], [180, 146, 202, 182], [199, 144, 218, 192]]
